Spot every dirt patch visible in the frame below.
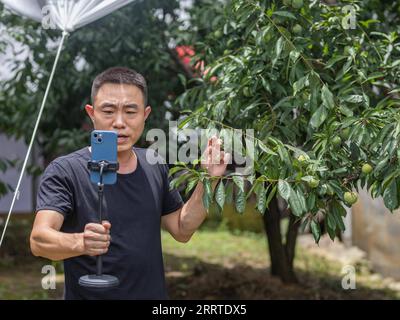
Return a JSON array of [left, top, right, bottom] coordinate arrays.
[[165, 255, 397, 300]]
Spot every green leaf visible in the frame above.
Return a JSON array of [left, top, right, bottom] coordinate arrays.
[[256, 25, 272, 46], [169, 166, 186, 177], [297, 189, 307, 213], [215, 180, 226, 209], [375, 156, 389, 174], [255, 182, 268, 214], [228, 55, 245, 68], [383, 179, 398, 211], [325, 55, 347, 69], [246, 175, 255, 187], [382, 171, 397, 190], [278, 180, 291, 201], [277, 145, 292, 167], [332, 202, 346, 231], [293, 75, 308, 95], [258, 141, 277, 156], [311, 220, 321, 244], [338, 105, 353, 117], [235, 190, 246, 214], [301, 176, 316, 183], [185, 177, 198, 196], [213, 101, 226, 121], [178, 73, 186, 88], [202, 178, 213, 211], [169, 173, 189, 190], [272, 11, 296, 20], [306, 192, 316, 211], [225, 181, 234, 204], [344, 95, 363, 103], [310, 105, 328, 129], [326, 222, 336, 241], [273, 36, 284, 65], [276, 37, 284, 58], [245, 179, 257, 202], [178, 116, 193, 129], [232, 175, 245, 193], [326, 212, 337, 230], [206, 63, 223, 79], [288, 188, 303, 217], [289, 50, 300, 63], [321, 85, 335, 109]]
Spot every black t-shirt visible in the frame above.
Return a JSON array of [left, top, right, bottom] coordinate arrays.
[[36, 146, 183, 300]]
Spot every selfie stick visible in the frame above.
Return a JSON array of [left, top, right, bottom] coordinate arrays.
[[79, 160, 120, 289]]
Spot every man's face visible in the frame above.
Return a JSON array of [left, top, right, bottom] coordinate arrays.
[[85, 83, 151, 153]]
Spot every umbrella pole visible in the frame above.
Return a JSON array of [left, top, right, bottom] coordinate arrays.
[[0, 30, 69, 249]]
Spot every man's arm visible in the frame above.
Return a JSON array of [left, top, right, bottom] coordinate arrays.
[[30, 210, 111, 261], [161, 180, 218, 243], [161, 136, 229, 243]]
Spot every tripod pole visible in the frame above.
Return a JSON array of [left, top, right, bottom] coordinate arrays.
[[96, 163, 105, 276], [78, 160, 119, 289]]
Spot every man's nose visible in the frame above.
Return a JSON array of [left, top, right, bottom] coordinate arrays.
[[113, 112, 126, 128]]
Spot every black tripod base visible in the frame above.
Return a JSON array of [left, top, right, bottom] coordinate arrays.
[[79, 274, 120, 288]]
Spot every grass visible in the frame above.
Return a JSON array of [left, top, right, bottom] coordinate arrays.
[[162, 228, 269, 268]]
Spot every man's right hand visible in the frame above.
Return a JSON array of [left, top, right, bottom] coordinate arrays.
[[82, 220, 111, 256]]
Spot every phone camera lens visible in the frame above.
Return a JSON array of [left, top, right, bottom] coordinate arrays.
[[98, 138, 102, 143], [94, 133, 98, 138]]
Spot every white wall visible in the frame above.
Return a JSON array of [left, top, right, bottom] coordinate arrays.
[[0, 135, 34, 214]]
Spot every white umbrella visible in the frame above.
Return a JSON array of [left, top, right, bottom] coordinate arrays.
[[1, 0, 135, 31], [0, 0, 135, 248]]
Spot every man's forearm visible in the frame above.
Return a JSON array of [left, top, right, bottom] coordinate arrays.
[[179, 180, 218, 237], [30, 228, 84, 261]]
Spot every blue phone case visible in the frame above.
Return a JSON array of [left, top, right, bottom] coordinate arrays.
[[90, 130, 118, 185]]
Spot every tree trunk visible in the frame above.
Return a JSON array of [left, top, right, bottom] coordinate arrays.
[[285, 213, 300, 269], [262, 195, 299, 283]]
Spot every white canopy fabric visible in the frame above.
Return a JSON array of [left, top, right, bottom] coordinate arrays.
[[0, 0, 136, 248], [1, 0, 135, 32]]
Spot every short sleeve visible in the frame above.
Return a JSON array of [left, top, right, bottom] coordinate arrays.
[[161, 164, 184, 216], [36, 161, 74, 217]]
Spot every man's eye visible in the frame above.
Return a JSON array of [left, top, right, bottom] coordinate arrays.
[[104, 110, 113, 114], [127, 111, 137, 115]]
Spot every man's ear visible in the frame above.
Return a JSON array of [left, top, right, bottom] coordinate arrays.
[[144, 106, 151, 121], [85, 104, 95, 122]]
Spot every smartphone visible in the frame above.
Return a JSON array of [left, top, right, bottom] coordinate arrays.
[[89, 130, 118, 185]]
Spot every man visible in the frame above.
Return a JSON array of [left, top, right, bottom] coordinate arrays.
[[30, 67, 229, 299]]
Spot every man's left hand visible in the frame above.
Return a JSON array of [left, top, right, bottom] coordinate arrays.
[[201, 136, 230, 177]]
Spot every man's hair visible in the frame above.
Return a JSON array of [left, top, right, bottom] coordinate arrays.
[[91, 67, 148, 106]]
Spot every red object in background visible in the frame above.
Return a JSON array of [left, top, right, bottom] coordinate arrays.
[[175, 45, 195, 66], [175, 45, 217, 83]]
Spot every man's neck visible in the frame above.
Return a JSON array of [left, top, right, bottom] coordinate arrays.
[[118, 148, 134, 164], [117, 147, 137, 174]]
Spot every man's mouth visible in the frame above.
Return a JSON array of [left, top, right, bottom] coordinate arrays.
[[117, 134, 129, 144]]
